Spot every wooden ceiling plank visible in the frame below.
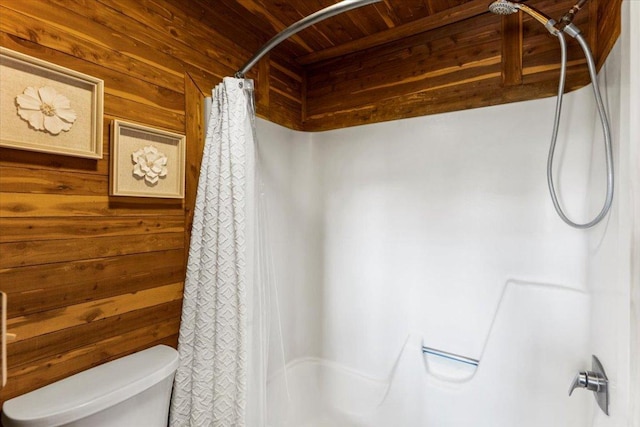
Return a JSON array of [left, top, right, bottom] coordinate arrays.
[[301, 0, 368, 46], [440, 0, 468, 15], [247, 0, 336, 51], [233, 0, 314, 52], [352, 5, 396, 33], [388, 0, 430, 23], [375, 2, 400, 28], [425, 0, 436, 16], [297, 0, 491, 65], [189, 0, 312, 57], [340, 7, 382, 37], [272, 1, 340, 49]]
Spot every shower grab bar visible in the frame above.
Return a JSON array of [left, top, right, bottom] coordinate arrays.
[[422, 346, 479, 367]]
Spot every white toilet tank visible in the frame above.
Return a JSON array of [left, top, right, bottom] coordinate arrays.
[[2, 345, 179, 427]]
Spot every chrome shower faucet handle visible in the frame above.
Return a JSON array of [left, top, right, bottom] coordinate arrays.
[[568, 355, 609, 415], [568, 371, 607, 394]]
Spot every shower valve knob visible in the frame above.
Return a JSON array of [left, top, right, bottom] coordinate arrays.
[[568, 355, 609, 416], [568, 371, 605, 395]]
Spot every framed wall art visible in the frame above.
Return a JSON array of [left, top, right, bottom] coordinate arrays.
[[0, 47, 104, 159], [110, 120, 185, 199]]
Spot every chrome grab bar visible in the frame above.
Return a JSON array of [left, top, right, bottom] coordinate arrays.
[[422, 346, 479, 367]]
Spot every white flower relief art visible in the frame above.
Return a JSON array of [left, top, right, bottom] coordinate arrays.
[[132, 145, 168, 185], [16, 86, 77, 135]]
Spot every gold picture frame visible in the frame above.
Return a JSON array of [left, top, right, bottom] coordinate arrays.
[[0, 47, 104, 159], [110, 120, 185, 199]]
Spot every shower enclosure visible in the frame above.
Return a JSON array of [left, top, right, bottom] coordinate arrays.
[[250, 3, 638, 426]]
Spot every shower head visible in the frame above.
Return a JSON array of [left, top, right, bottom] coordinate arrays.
[[488, 0, 518, 15], [488, 0, 559, 34]]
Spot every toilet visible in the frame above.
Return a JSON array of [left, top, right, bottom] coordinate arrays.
[[2, 345, 179, 427]]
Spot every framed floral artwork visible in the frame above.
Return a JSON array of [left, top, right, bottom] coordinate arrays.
[[0, 47, 103, 159], [110, 120, 185, 198]]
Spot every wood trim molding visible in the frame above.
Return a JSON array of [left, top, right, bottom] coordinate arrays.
[[184, 73, 206, 266], [501, 13, 523, 86]]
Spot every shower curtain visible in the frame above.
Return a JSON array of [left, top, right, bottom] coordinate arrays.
[[170, 77, 264, 427]]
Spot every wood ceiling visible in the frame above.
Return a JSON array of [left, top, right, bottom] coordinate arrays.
[[217, 0, 489, 66]]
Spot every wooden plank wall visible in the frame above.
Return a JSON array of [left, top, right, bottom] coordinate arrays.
[[0, 0, 303, 404], [303, 0, 622, 131]]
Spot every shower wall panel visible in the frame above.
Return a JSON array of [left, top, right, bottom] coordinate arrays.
[[312, 89, 596, 375], [260, 82, 597, 369]]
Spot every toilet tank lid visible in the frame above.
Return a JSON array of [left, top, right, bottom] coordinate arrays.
[[2, 345, 179, 427]]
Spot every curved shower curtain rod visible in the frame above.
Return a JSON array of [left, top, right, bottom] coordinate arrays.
[[235, 0, 382, 78]]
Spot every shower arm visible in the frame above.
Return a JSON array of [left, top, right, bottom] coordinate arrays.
[[516, 3, 559, 33], [235, 0, 382, 79]]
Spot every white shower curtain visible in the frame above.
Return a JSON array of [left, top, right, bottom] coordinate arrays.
[[170, 77, 264, 427]]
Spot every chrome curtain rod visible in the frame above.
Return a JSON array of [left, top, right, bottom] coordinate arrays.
[[235, 0, 382, 78]]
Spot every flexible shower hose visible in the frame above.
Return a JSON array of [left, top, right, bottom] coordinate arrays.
[[547, 30, 614, 229]]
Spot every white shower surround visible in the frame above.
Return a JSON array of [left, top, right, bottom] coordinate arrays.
[[256, 6, 637, 425]]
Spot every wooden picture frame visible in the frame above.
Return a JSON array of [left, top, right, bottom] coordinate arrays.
[[110, 120, 185, 199], [0, 47, 104, 159]]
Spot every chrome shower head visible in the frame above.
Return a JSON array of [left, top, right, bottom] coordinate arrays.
[[488, 0, 559, 34], [488, 0, 519, 15]]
